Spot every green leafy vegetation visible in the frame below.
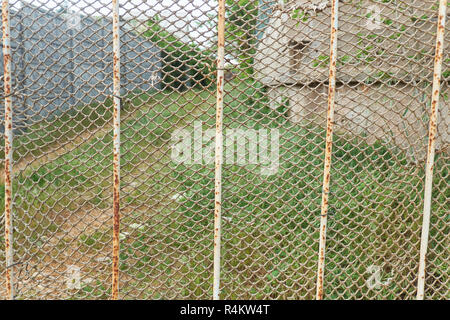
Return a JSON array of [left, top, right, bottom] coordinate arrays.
[[224, 0, 260, 77], [0, 81, 447, 299], [143, 16, 215, 91]]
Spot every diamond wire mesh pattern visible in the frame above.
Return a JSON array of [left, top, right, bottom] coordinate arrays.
[[0, 0, 448, 300]]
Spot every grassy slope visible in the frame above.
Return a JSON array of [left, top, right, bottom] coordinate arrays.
[[0, 82, 447, 299]]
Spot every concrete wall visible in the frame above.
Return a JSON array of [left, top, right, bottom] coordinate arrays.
[[257, 0, 449, 160], [255, 0, 449, 86], [268, 83, 449, 160], [0, 4, 162, 132]]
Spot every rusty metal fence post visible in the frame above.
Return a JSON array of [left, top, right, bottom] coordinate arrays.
[[213, 0, 226, 301], [2, 0, 13, 301], [417, 0, 447, 301], [316, 0, 339, 300], [112, 0, 121, 300]]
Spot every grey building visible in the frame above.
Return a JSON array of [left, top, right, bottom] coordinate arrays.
[[255, 0, 449, 160], [0, 3, 162, 132]]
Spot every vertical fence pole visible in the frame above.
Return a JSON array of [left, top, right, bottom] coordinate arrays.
[[417, 0, 447, 301], [316, 0, 339, 300], [112, 0, 121, 300], [2, 0, 14, 300], [213, 0, 225, 301]]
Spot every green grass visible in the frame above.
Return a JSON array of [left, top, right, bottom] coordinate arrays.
[[171, 127, 448, 299], [0, 99, 113, 163], [0, 81, 447, 300]]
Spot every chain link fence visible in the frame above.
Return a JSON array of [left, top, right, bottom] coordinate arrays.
[[0, 0, 448, 300]]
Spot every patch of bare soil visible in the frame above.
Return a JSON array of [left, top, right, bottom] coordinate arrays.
[[0, 206, 114, 299]]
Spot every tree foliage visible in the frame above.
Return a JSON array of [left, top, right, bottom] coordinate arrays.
[[224, 0, 259, 76], [143, 16, 215, 91]]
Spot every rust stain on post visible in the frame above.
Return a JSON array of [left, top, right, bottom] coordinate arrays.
[[112, 0, 121, 300], [316, 0, 339, 300], [417, 0, 447, 301], [213, 0, 225, 301], [2, 0, 14, 300]]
